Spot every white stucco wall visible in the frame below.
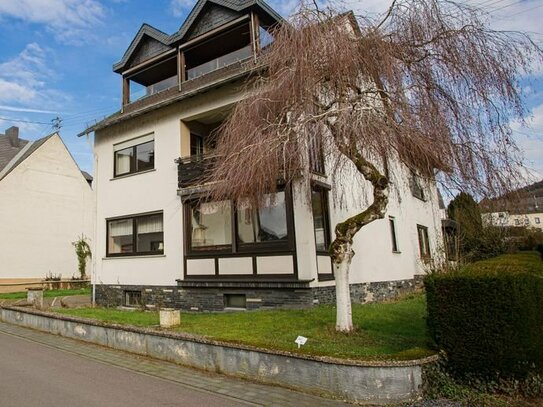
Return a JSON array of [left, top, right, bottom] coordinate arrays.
[[94, 85, 443, 288], [0, 135, 94, 280], [93, 85, 243, 286]]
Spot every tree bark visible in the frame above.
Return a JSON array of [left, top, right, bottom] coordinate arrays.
[[329, 145, 389, 332]]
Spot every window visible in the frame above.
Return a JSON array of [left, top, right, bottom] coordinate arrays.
[[124, 290, 142, 307], [107, 212, 164, 256], [524, 218, 530, 225], [410, 172, 426, 201], [190, 200, 232, 251], [114, 135, 154, 177], [417, 225, 431, 259], [186, 190, 293, 254], [237, 192, 288, 248], [311, 187, 331, 253], [536, 217, 541, 224], [515, 219, 521, 226], [190, 133, 204, 157], [389, 217, 399, 253], [224, 294, 246, 309]]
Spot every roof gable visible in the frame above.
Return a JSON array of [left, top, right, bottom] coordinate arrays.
[[0, 134, 29, 173], [171, 0, 282, 43], [113, 24, 172, 73], [186, 3, 243, 41]]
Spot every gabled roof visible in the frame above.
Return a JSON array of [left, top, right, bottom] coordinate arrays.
[[0, 133, 29, 173], [113, 24, 173, 73], [112, 0, 282, 73], [170, 0, 282, 43], [0, 134, 55, 181]]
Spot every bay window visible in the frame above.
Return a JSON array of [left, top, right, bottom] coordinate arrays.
[[186, 189, 292, 254]]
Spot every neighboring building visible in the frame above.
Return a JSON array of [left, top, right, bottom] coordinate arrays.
[[80, 0, 444, 311], [0, 127, 94, 291], [481, 180, 543, 231]]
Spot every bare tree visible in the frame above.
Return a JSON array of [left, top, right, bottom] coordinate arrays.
[[204, 0, 542, 332]]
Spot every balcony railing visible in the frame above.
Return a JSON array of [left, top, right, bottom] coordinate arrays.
[[187, 45, 252, 81], [176, 153, 215, 189]]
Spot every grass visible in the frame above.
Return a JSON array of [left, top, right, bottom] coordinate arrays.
[[461, 251, 543, 275], [56, 293, 434, 361], [0, 287, 91, 300]]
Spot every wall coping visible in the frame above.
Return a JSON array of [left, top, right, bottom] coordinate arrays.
[[0, 305, 438, 368]]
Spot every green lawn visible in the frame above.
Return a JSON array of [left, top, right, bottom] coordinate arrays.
[[0, 287, 91, 300], [56, 293, 434, 361]]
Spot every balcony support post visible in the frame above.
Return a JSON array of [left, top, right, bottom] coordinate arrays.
[[250, 12, 260, 63], [122, 75, 130, 110], [178, 47, 185, 91]]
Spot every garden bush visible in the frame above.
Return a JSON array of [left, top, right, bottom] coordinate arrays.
[[425, 252, 543, 380]]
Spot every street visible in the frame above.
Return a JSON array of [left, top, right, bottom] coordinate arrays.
[[0, 322, 346, 407]]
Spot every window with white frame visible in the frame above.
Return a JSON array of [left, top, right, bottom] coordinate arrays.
[[114, 134, 154, 177]]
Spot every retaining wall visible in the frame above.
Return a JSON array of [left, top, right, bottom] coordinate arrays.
[[0, 306, 437, 405]]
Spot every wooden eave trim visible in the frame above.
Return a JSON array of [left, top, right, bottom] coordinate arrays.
[[122, 48, 177, 78], [178, 15, 250, 51]]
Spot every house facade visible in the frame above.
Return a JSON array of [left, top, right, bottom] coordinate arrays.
[[482, 180, 543, 232], [82, 0, 444, 310], [0, 127, 94, 292]]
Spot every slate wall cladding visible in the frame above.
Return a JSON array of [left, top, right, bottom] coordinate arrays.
[[187, 4, 242, 40], [95, 276, 424, 311], [128, 36, 172, 68]]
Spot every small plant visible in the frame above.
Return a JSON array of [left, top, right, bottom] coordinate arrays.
[[72, 234, 92, 279]]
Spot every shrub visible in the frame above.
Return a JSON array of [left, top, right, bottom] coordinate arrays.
[[425, 252, 543, 380]]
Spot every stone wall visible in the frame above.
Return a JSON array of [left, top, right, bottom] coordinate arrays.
[[313, 276, 425, 306], [0, 306, 437, 404], [96, 284, 315, 311], [95, 276, 424, 311]]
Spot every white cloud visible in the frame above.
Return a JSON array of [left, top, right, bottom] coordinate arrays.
[[170, 0, 195, 18], [0, 43, 70, 111], [0, 0, 105, 45]]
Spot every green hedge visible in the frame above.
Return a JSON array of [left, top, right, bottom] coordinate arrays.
[[425, 252, 543, 379]]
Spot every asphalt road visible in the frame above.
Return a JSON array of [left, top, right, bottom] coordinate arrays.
[[0, 330, 253, 407]]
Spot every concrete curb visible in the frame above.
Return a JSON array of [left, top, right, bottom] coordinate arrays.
[[0, 305, 438, 404]]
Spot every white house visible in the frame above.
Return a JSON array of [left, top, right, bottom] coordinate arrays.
[[481, 180, 543, 232], [80, 0, 444, 310], [0, 127, 94, 292]]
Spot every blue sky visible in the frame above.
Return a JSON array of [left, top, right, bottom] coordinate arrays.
[[0, 0, 542, 182]]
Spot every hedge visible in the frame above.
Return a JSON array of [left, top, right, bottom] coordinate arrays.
[[425, 252, 543, 379]]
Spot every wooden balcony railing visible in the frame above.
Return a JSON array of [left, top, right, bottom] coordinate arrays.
[[176, 153, 215, 189]]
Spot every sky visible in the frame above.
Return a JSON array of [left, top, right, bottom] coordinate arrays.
[[0, 0, 542, 183]]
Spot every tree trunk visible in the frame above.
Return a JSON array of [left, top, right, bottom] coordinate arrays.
[[334, 248, 354, 332], [329, 144, 389, 333]]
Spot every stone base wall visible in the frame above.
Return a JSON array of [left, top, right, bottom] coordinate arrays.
[[96, 276, 424, 311], [313, 275, 425, 306], [96, 284, 315, 311]]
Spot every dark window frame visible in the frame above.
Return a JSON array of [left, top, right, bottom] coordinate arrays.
[[389, 216, 400, 253], [184, 186, 296, 256], [114, 139, 155, 178], [410, 171, 426, 201], [106, 212, 164, 257], [311, 186, 331, 255], [417, 224, 431, 259]]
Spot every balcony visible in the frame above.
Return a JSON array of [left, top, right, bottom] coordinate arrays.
[[176, 153, 215, 189]]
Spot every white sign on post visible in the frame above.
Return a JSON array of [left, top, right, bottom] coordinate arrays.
[[295, 335, 308, 349]]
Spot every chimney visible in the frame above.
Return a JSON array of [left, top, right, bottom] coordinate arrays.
[[6, 126, 19, 147]]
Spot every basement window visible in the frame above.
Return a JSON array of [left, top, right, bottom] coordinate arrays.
[[124, 290, 142, 307], [224, 294, 246, 309]]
